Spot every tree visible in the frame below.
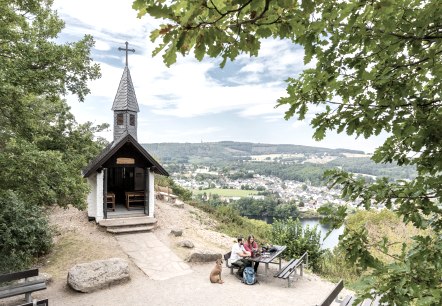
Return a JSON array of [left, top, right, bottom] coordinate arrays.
[[271, 217, 323, 272], [274, 202, 299, 219], [134, 0, 442, 303], [0, 0, 103, 270], [0, 191, 52, 273], [1, 0, 103, 208]]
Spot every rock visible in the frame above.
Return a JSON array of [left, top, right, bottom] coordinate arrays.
[[170, 229, 183, 237], [186, 251, 222, 262], [67, 258, 130, 293], [178, 240, 194, 248], [173, 203, 184, 209]]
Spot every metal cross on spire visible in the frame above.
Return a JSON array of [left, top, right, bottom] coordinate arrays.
[[118, 41, 135, 67]]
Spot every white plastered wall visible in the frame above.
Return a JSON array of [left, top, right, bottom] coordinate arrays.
[[95, 171, 104, 221], [88, 169, 154, 219], [148, 170, 155, 217], [87, 173, 97, 219]]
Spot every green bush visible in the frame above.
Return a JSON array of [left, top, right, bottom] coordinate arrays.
[[171, 183, 192, 202], [271, 217, 324, 272], [0, 191, 52, 273]]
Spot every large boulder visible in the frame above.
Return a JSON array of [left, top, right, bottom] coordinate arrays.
[[186, 251, 222, 262], [67, 258, 130, 293]]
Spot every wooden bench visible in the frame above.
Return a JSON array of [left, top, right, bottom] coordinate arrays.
[[339, 294, 383, 306], [274, 252, 308, 287], [318, 279, 344, 306], [106, 192, 115, 211], [223, 252, 240, 275], [0, 269, 47, 304], [125, 191, 145, 210], [318, 279, 382, 306], [156, 191, 178, 203]]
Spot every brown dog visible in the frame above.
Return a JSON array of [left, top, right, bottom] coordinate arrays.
[[209, 258, 224, 284]]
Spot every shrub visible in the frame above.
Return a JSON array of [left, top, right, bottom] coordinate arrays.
[[271, 217, 324, 272], [0, 191, 52, 273]]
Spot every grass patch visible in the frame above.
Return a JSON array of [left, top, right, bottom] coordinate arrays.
[[192, 188, 259, 197], [42, 232, 118, 279]]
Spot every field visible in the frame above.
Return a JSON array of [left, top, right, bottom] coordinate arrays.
[[192, 188, 259, 197]]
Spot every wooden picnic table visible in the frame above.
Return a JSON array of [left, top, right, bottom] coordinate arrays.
[[248, 245, 287, 276]]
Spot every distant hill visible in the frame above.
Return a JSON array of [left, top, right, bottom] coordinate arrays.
[[142, 141, 416, 184], [142, 141, 364, 165]]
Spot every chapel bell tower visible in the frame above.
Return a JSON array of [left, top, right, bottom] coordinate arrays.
[[112, 42, 139, 141]]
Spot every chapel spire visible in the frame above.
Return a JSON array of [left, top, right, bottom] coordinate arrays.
[[112, 42, 139, 141]]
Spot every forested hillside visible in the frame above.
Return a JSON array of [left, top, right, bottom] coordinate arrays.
[[143, 142, 416, 183], [144, 141, 363, 164]]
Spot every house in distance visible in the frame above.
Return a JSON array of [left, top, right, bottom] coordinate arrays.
[[83, 42, 168, 222]]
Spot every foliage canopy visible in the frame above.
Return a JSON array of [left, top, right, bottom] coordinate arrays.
[[0, 0, 105, 208], [135, 0, 442, 303], [0, 0, 105, 269], [0, 191, 52, 273], [271, 217, 323, 272]]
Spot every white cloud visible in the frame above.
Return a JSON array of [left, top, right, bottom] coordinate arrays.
[[292, 120, 307, 128], [54, 0, 151, 35], [239, 62, 265, 73], [94, 40, 111, 51]]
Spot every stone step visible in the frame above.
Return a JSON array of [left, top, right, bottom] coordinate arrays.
[[99, 216, 157, 228], [107, 224, 156, 234], [108, 213, 146, 219]]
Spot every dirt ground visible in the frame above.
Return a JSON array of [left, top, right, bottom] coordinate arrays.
[[1, 200, 353, 306]]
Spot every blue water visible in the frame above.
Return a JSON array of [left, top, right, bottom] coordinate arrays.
[[300, 219, 344, 250]]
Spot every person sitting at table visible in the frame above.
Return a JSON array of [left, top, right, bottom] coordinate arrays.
[[229, 236, 252, 277], [243, 235, 260, 272]]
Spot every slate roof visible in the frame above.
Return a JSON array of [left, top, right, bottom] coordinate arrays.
[[111, 66, 140, 112], [82, 132, 169, 177]]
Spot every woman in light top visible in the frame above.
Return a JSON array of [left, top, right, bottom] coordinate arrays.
[[243, 235, 260, 272]]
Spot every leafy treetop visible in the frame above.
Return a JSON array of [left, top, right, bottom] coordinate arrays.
[[0, 0, 105, 208], [134, 0, 442, 303]]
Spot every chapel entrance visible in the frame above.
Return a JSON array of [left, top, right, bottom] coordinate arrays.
[[106, 166, 146, 215]]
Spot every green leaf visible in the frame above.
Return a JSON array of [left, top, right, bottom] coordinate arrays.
[[146, 4, 174, 19], [194, 42, 206, 61], [256, 27, 273, 38], [163, 46, 177, 67]]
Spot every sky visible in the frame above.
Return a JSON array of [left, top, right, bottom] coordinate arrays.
[[53, 0, 387, 154]]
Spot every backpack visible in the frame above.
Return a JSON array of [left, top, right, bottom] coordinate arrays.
[[242, 267, 256, 285]]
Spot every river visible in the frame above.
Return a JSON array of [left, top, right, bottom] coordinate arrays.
[[300, 218, 344, 250], [245, 215, 344, 250]]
